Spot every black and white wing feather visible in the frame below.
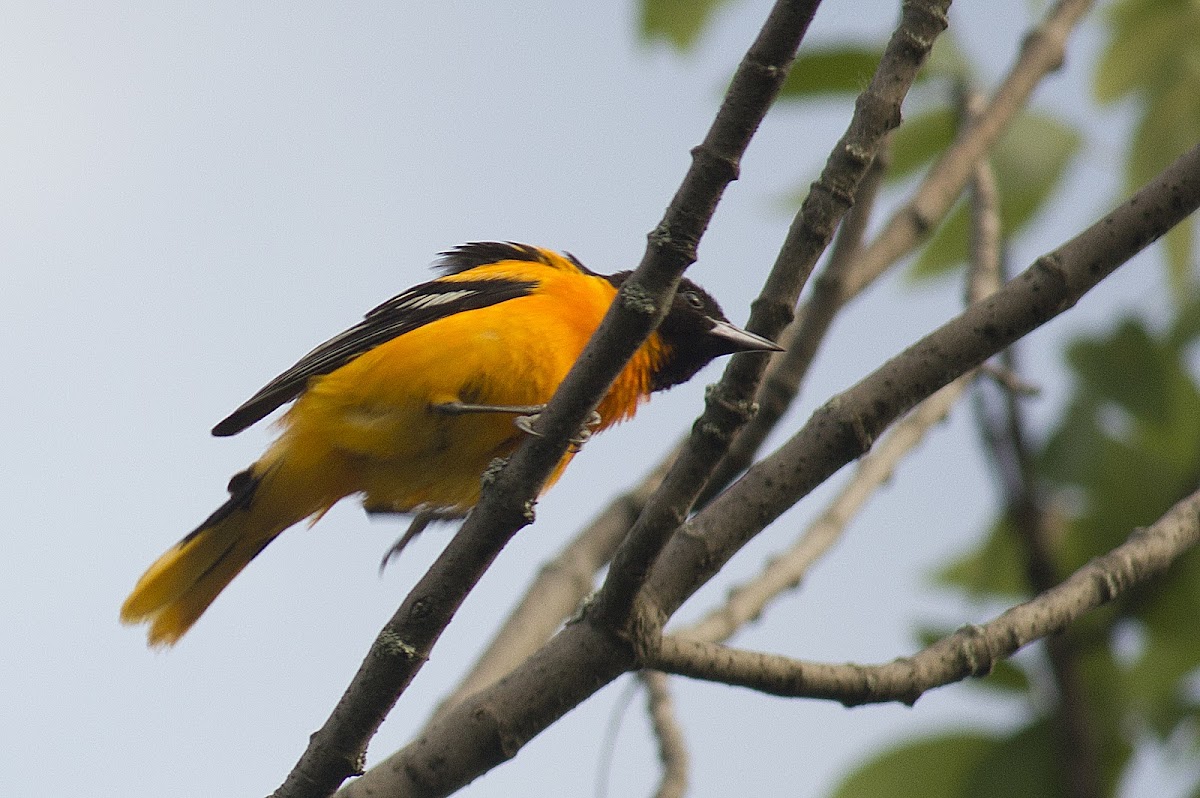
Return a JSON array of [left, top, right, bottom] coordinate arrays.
[[211, 276, 537, 436]]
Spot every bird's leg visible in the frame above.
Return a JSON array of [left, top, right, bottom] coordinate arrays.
[[431, 402, 547, 416], [373, 509, 464, 573], [430, 401, 601, 451]]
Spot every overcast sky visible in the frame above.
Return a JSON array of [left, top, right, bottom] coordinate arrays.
[[1, 2, 1188, 796]]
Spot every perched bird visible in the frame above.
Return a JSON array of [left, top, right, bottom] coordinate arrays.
[[121, 242, 781, 646]]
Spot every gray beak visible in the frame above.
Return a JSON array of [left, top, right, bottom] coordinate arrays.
[[709, 319, 785, 353]]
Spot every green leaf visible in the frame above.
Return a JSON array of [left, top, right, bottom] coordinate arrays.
[[1066, 316, 1200, 461], [638, 0, 734, 50], [1067, 319, 1173, 424], [1128, 78, 1200, 191], [776, 34, 971, 102], [1122, 547, 1200, 736], [991, 113, 1081, 233], [1039, 395, 1105, 487], [975, 654, 1033, 695], [911, 198, 969, 279], [1062, 431, 1193, 564], [1163, 222, 1196, 301], [1094, 3, 1193, 104], [963, 721, 1066, 798], [1167, 293, 1200, 349], [1070, 644, 1138, 792], [1041, 314, 1200, 570], [920, 31, 971, 83], [935, 516, 1028, 599], [1094, 0, 1200, 300], [1130, 614, 1200, 735], [1128, 80, 1200, 300], [779, 46, 882, 99], [889, 107, 958, 181], [829, 733, 997, 798], [908, 112, 1080, 281]]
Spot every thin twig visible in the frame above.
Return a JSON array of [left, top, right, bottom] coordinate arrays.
[[964, 89, 1003, 305], [696, 137, 892, 508], [641, 671, 690, 798], [842, 0, 1096, 300], [680, 376, 973, 645], [649, 483, 1200, 703]]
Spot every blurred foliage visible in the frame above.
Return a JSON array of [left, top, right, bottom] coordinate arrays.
[[927, 303, 1200, 793], [906, 110, 1082, 278], [771, 29, 1086, 281], [831, 721, 1130, 798], [639, 0, 735, 50], [778, 45, 883, 96], [1095, 0, 1200, 299], [636, 0, 1197, 293], [637, 0, 1200, 794]]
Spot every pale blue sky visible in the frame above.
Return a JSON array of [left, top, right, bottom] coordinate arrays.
[[1, 2, 1188, 796]]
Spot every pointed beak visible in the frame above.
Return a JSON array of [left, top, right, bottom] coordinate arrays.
[[708, 319, 785, 353]]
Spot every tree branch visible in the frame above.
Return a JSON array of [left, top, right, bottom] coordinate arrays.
[[843, 0, 1096, 299], [649, 482, 1200, 704], [695, 0, 1096, 508], [431, 457, 671, 720], [641, 671, 689, 798], [671, 131, 997, 648], [592, 0, 951, 636], [646, 140, 1200, 623], [338, 124, 1200, 798], [680, 374, 973, 646], [696, 136, 891, 508], [275, 3, 824, 797]]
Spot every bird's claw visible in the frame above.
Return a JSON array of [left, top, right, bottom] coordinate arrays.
[[515, 410, 602, 452]]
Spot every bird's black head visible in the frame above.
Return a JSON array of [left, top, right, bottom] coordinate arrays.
[[646, 277, 783, 391]]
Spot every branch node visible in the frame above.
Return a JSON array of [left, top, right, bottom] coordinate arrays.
[[480, 457, 507, 488], [956, 623, 997, 677], [843, 140, 877, 169], [645, 224, 700, 266], [619, 280, 661, 316], [810, 177, 858, 213], [690, 143, 741, 183], [1091, 562, 1126, 603], [847, 411, 875, 452], [1021, 27, 1065, 73], [374, 631, 423, 662], [704, 382, 760, 424]]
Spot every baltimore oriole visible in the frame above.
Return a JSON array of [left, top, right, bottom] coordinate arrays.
[[121, 242, 780, 646]]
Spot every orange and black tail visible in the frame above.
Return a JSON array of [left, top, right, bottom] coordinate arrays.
[[121, 447, 345, 646]]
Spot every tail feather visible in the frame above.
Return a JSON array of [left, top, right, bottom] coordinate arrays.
[[121, 448, 348, 646], [120, 524, 277, 646], [120, 481, 286, 647]]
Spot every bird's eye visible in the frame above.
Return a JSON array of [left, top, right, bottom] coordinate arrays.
[[683, 290, 705, 310]]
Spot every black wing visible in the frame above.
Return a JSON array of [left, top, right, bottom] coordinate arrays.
[[211, 276, 538, 437], [435, 241, 595, 277]]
